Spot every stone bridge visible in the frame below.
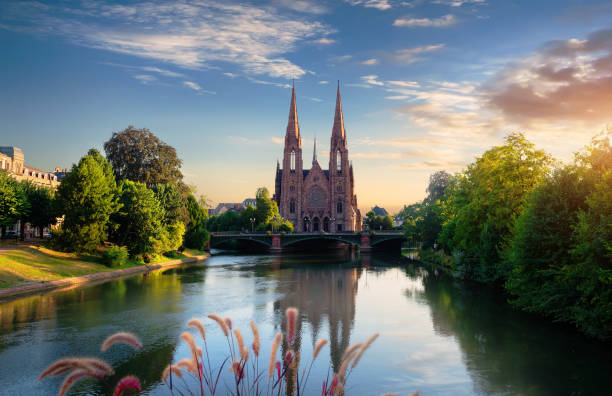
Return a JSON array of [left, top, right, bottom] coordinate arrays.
[[208, 231, 405, 253]]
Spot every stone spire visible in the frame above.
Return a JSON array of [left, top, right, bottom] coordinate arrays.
[[286, 81, 300, 139], [332, 81, 345, 140], [312, 137, 317, 164]]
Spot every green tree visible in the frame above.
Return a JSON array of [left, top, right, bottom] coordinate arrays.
[[154, 183, 188, 225], [109, 180, 166, 256], [104, 126, 185, 190], [55, 151, 119, 252], [441, 133, 552, 282], [26, 186, 58, 237], [184, 194, 210, 250], [382, 215, 394, 230], [255, 187, 274, 225], [240, 205, 257, 231], [0, 171, 28, 236]]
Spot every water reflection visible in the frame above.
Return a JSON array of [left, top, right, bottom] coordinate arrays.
[[0, 254, 611, 395]]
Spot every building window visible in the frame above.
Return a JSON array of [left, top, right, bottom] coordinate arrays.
[[337, 200, 342, 213], [290, 199, 295, 213], [337, 224, 342, 232], [336, 150, 341, 172], [290, 150, 296, 171]]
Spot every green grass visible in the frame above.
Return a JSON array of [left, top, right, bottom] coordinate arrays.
[[0, 245, 142, 289]]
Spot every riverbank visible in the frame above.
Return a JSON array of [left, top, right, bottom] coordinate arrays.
[[0, 243, 208, 300]]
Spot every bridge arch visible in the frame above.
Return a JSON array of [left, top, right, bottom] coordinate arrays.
[[209, 235, 273, 249], [281, 235, 360, 248]]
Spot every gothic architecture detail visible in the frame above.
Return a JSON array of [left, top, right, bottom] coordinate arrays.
[[274, 83, 362, 232]]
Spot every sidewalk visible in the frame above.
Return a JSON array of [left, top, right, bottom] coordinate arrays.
[[0, 253, 208, 301]]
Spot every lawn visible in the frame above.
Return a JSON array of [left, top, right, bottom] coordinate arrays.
[[0, 244, 139, 289]]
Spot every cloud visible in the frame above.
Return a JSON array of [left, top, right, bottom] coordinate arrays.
[[223, 72, 238, 78], [391, 44, 445, 64], [402, 160, 465, 170], [485, 28, 612, 127], [270, 137, 284, 144], [183, 81, 201, 91], [133, 74, 157, 84], [1, 1, 333, 79], [387, 80, 420, 88], [345, 0, 392, 10], [393, 14, 457, 27], [312, 37, 336, 45], [248, 78, 292, 89], [141, 66, 183, 78], [275, 0, 329, 14], [318, 80, 329, 84], [432, 0, 486, 7], [361, 58, 379, 65], [329, 54, 352, 64], [361, 75, 384, 86]]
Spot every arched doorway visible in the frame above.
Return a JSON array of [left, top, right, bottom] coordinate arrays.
[[313, 217, 320, 232], [303, 217, 310, 232], [323, 217, 330, 232]]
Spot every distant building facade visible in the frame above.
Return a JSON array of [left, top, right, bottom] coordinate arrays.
[[370, 206, 388, 216], [273, 84, 362, 232], [0, 146, 65, 188], [208, 198, 256, 216]]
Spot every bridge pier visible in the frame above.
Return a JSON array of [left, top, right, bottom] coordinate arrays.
[[269, 234, 284, 253], [360, 233, 372, 253]]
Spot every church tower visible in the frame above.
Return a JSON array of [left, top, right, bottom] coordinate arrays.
[[279, 83, 303, 227], [329, 82, 354, 231]]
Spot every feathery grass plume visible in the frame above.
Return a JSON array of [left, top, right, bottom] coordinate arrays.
[[112, 375, 141, 396], [177, 358, 197, 374], [230, 360, 244, 380], [250, 321, 260, 357], [285, 349, 295, 364], [100, 332, 142, 352], [285, 307, 298, 345], [58, 369, 102, 396], [225, 317, 233, 330], [39, 357, 113, 380], [334, 381, 345, 396], [162, 365, 183, 382], [187, 318, 206, 341], [351, 333, 379, 369], [241, 347, 249, 362], [196, 346, 203, 358], [268, 332, 283, 378], [39, 358, 79, 380], [208, 314, 229, 336], [337, 346, 359, 382], [180, 331, 199, 364], [313, 339, 328, 360], [341, 342, 363, 362], [234, 328, 245, 355], [329, 374, 339, 395]]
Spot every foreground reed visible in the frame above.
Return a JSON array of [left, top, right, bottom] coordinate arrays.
[[40, 308, 415, 395]]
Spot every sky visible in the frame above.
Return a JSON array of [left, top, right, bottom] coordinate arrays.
[[1, 0, 611, 214]]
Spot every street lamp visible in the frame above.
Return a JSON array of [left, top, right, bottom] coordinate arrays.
[[330, 217, 336, 233], [249, 217, 255, 233], [303, 216, 310, 233]]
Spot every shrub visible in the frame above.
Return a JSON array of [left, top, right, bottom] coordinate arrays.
[[102, 246, 128, 267]]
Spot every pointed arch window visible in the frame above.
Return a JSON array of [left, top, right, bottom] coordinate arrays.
[[290, 199, 296, 213], [337, 199, 343, 214], [290, 150, 296, 171], [336, 150, 342, 173]]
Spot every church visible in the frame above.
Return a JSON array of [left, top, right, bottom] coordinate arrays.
[[273, 83, 362, 233]]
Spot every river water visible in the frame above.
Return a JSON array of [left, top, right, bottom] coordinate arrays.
[[0, 251, 611, 395]]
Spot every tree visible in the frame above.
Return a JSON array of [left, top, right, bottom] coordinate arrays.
[[109, 180, 167, 256], [255, 187, 274, 225], [382, 215, 394, 230], [154, 183, 188, 225], [184, 194, 210, 250], [104, 126, 185, 190], [426, 171, 451, 202], [440, 133, 552, 282], [26, 186, 57, 238], [240, 205, 257, 231], [0, 171, 28, 236], [55, 151, 119, 252]]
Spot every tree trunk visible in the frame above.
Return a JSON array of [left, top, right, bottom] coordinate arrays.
[[20, 221, 25, 241]]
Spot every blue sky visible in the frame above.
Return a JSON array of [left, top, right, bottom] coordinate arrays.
[[1, 0, 611, 213]]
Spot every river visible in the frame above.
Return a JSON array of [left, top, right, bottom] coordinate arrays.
[[0, 251, 611, 395]]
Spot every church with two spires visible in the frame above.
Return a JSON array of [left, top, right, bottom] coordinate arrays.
[[273, 84, 362, 233]]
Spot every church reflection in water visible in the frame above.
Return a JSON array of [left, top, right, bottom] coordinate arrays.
[[269, 254, 362, 395]]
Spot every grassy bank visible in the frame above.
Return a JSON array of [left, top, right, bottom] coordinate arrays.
[[0, 243, 207, 289]]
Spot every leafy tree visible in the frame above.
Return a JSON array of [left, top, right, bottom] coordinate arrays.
[[55, 151, 119, 252], [0, 171, 28, 236], [184, 194, 210, 250], [382, 215, 394, 230], [104, 126, 185, 190], [154, 183, 188, 225], [27, 186, 58, 237], [441, 133, 552, 282], [240, 205, 257, 231], [109, 180, 166, 256], [426, 171, 451, 202], [255, 187, 275, 225]]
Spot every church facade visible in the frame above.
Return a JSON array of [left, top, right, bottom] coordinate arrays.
[[273, 84, 362, 233]]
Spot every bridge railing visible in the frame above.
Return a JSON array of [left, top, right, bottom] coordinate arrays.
[[210, 231, 404, 237]]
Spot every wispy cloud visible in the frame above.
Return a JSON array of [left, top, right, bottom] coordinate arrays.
[[394, 14, 457, 27], [183, 80, 216, 94], [275, 0, 330, 14], [361, 58, 379, 65], [1, 1, 333, 79], [318, 80, 329, 84], [345, 0, 392, 10], [223, 72, 238, 78], [133, 74, 157, 84], [433, 0, 487, 7], [391, 44, 445, 64], [248, 77, 292, 89], [313, 37, 336, 45], [361, 75, 385, 86]]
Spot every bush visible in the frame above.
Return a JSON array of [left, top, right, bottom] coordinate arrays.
[[102, 246, 128, 267]]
